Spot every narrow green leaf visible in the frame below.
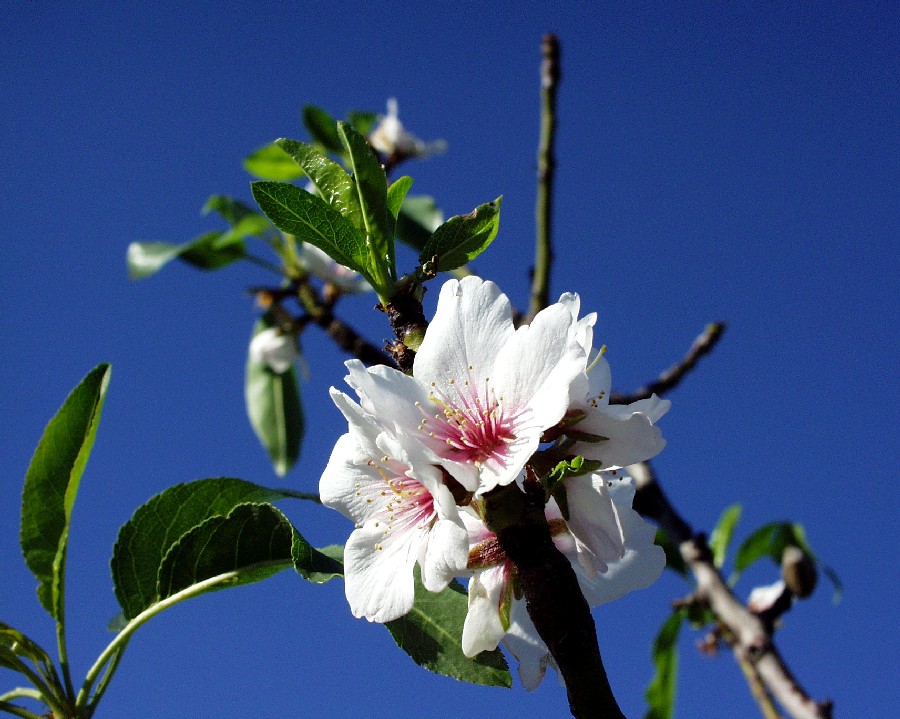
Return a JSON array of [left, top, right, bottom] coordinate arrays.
[[202, 195, 258, 225], [251, 181, 368, 277], [655, 529, 688, 577], [644, 609, 685, 719], [709, 503, 742, 568], [396, 195, 444, 251], [275, 138, 362, 227], [386, 176, 413, 219], [337, 121, 395, 288], [111, 477, 290, 619], [0, 622, 61, 688], [244, 143, 305, 181], [21, 364, 111, 619], [301, 105, 344, 153], [245, 314, 304, 476], [420, 197, 502, 272], [127, 231, 246, 280], [385, 572, 511, 688], [157, 503, 295, 600], [731, 520, 826, 588]]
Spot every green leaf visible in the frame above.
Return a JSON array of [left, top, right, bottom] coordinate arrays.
[[420, 197, 502, 272], [292, 541, 343, 584], [386, 176, 413, 219], [348, 110, 378, 137], [337, 121, 395, 289], [157, 503, 300, 600], [396, 195, 444, 251], [244, 143, 305, 181], [731, 521, 819, 584], [644, 609, 685, 719], [127, 231, 246, 280], [709, 503, 742, 568], [655, 529, 688, 577], [301, 105, 344, 154], [245, 314, 304, 476], [111, 477, 290, 619], [202, 195, 258, 225], [0, 622, 61, 689], [385, 572, 511, 688], [21, 364, 111, 619], [274, 138, 362, 227], [251, 181, 368, 278]]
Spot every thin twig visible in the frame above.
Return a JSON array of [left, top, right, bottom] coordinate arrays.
[[610, 322, 726, 404], [527, 34, 561, 321], [630, 461, 833, 719]]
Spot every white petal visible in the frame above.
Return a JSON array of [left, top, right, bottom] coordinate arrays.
[[461, 564, 508, 657], [564, 475, 625, 576], [319, 432, 382, 524], [577, 477, 665, 606], [571, 405, 667, 468], [503, 600, 552, 691], [414, 276, 514, 388], [418, 517, 469, 593], [248, 327, 297, 374], [492, 301, 589, 432], [344, 360, 432, 437], [344, 520, 420, 622]]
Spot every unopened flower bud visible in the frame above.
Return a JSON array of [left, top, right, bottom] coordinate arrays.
[[781, 545, 818, 599], [248, 327, 298, 374], [747, 579, 787, 613]]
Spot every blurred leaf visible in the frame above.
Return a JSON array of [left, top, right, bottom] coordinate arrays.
[[127, 231, 246, 280], [251, 181, 368, 278], [655, 529, 688, 577], [396, 195, 443, 251], [244, 143, 305, 181], [731, 521, 820, 586], [337, 121, 395, 287], [111, 477, 290, 619], [420, 197, 502, 272], [158, 503, 294, 600], [302, 105, 344, 153], [385, 573, 511, 688], [203, 195, 258, 225], [245, 315, 304, 476], [275, 138, 362, 227], [386, 176, 413, 219], [644, 610, 685, 719], [709, 503, 742, 568], [348, 110, 378, 137], [21, 364, 110, 619]]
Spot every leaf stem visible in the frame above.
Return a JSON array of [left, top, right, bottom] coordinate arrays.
[[275, 488, 322, 504], [243, 252, 287, 276], [0, 690, 42, 704], [0, 654, 65, 717], [0, 701, 44, 719], [74, 566, 287, 710], [527, 33, 561, 321]]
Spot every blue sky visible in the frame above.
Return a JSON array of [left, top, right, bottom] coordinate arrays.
[[1, 2, 897, 717]]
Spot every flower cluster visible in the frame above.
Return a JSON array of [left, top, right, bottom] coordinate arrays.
[[320, 276, 668, 686]]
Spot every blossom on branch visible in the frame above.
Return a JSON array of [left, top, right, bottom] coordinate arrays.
[[342, 276, 592, 495], [319, 391, 468, 622], [368, 98, 447, 160], [248, 327, 298, 374]]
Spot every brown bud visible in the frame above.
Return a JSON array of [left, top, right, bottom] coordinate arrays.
[[781, 545, 818, 599]]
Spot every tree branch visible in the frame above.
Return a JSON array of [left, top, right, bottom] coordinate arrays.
[[610, 322, 725, 404], [630, 461, 833, 719], [527, 34, 561, 322]]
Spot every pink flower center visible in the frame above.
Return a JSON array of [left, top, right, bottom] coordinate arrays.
[[362, 462, 435, 551], [416, 374, 518, 469]]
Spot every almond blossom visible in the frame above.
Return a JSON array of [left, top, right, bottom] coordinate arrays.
[[461, 475, 665, 689], [368, 98, 447, 160], [319, 390, 468, 622], [341, 276, 593, 496], [248, 327, 298, 374]]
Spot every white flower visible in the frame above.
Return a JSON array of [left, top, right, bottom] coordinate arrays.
[[368, 98, 447, 159], [248, 327, 298, 374], [341, 276, 592, 496], [319, 390, 469, 623], [299, 242, 372, 293], [460, 476, 665, 689], [747, 579, 788, 613], [559, 293, 671, 469]]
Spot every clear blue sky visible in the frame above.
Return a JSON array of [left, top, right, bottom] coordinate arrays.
[[1, 2, 897, 717]]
